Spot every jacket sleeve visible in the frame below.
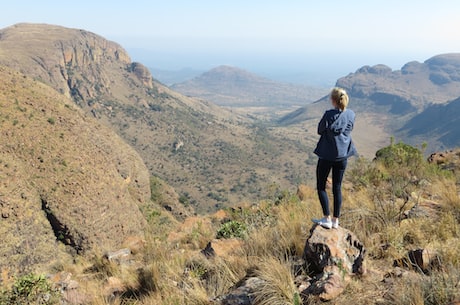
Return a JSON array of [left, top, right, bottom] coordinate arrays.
[[317, 113, 327, 135]]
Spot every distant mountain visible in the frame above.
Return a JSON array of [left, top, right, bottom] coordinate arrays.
[[171, 65, 328, 107], [278, 54, 460, 152], [150, 67, 204, 86], [337, 54, 460, 108], [0, 23, 316, 212]]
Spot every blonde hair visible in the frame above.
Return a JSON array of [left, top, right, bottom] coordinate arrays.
[[330, 87, 349, 111]]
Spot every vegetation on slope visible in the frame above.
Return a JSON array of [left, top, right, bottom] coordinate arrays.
[[0, 66, 151, 274], [2, 141, 458, 304]]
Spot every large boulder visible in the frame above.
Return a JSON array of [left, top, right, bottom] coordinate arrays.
[[302, 224, 366, 300]]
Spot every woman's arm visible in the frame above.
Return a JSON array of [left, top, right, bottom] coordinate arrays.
[[317, 113, 327, 135]]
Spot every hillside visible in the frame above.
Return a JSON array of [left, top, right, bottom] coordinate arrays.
[[0, 23, 317, 212], [0, 65, 151, 273], [278, 54, 460, 154], [171, 65, 328, 110], [399, 96, 460, 148]]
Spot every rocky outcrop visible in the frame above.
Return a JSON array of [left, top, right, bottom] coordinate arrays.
[[0, 23, 133, 104], [129, 62, 153, 88], [425, 53, 460, 84], [428, 148, 460, 172]]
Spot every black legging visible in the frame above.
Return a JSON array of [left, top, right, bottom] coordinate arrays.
[[316, 158, 348, 218]]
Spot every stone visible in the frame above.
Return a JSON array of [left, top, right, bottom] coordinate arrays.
[[104, 276, 126, 301], [213, 277, 266, 305], [303, 224, 366, 275], [394, 248, 440, 274], [122, 236, 145, 255], [302, 266, 348, 301], [404, 199, 442, 219], [301, 224, 366, 300], [104, 248, 132, 265], [49, 272, 90, 305]]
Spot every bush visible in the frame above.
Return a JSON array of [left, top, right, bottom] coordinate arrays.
[[0, 273, 60, 305], [374, 140, 424, 174], [216, 220, 247, 239], [150, 176, 164, 202]]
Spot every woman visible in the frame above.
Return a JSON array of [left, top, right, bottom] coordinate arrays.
[[313, 87, 357, 229]]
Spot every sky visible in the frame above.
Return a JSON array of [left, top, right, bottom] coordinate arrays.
[[2, 0, 460, 86]]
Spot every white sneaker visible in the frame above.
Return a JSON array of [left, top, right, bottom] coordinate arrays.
[[312, 217, 332, 229], [332, 218, 339, 229]]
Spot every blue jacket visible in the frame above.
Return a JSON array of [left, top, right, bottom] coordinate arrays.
[[314, 108, 357, 161]]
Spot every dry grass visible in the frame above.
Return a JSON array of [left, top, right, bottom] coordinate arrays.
[[252, 256, 298, 305]]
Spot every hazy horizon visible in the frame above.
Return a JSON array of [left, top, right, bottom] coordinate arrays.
[[2, 1, 460, 87], [126, 46, 439, 87]]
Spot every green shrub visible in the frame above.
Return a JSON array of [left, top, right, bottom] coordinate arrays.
[[216, 220, 247, 239], [374, 140, 423, 173], [150, 176, 164, 202], [0, 273, 60, 305]]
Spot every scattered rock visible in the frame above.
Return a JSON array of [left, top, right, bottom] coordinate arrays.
[[104, 248, 132, 265], [168, 216, 213, 246], [201, 241, 216, 258], [122, 236, 145, 255], [404, 198, 442, 219], [49, 272, 90, 305], [104, 276, 126, 301], [201, 239, 244, 259], [212, 209, 230, 223], [212, 277, 266, 305], [428, 149, 460, 172], [393, 248, 440, 274]]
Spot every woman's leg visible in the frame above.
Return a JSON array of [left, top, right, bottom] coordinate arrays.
[[316, 158, 332, 216], [331, 159, 348, 218]]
